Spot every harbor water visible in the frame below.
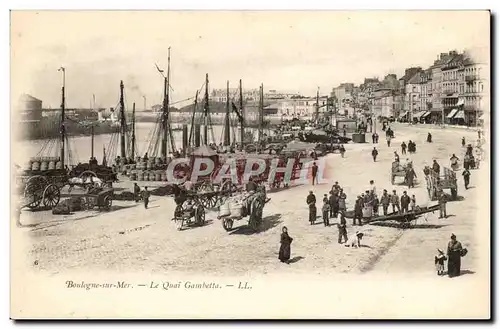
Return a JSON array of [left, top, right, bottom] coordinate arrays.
[[12, 122, 259, 166]]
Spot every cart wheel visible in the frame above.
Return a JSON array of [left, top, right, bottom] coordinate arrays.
[[42, 184, 61, 208], [450, 188, 458, 200], [103, 196, 112, 211], [222, 218, 233, 231], [23, 176, 47, 209], [195, 206, 206, 226], [176, 218, 184, 231], [174, 204, 184, 218]]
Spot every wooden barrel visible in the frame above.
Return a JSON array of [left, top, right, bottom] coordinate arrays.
[[129, 171, 137, 181], [144, 162, 149, 170], [155, 157, 163, 165], [31, 161, 40, 171], [161, 171, 167, 181], [55, 161, 62, 169], [147, 171, 154, 181], [24, 161, 33, 171], [40, 161, 48, 171], [136, 170, 143, 181], [155, 171, 162, 181], [130, 164, 136, 170], [48, 161, 56, 170]]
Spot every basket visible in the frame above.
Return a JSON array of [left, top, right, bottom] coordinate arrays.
[[229, 201, 244, 217], [219, 202, 231, 217]]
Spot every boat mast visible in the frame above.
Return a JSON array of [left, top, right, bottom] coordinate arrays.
[[58, 67, 66, 168], [239, 79, 244, 151], [204, 73, 209, 145], [131, 102, 136, 159], [91, 124, 94, 159], [258, 83, 264, 146], [189, 90, 198, 147], [119, 80, 126, 158], [224, 80, 230, 146], [160, 51, 170, 159]]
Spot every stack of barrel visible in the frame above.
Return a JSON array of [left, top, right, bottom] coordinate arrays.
[[128, 156, 168, 182], [27, 157, 62, 172]]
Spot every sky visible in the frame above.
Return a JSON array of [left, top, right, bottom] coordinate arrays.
[[11, 11, 490, 110]]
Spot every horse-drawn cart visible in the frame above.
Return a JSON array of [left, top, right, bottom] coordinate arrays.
[[217, 188, 269, 232], [425, 167, 458, 201], [391, 161, 416, 185], [173, 200, 206, 231], [80, 187, 114, 211], [16, 169, 67, 210]]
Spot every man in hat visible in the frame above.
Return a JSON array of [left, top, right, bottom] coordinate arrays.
[[405, 166, 417, 188], [438, 191, 447, 218], [322, 198, 330, 227], [329, 190, 338, 218], [142, 186, 150, 209], [462, 168, 471, 189], [401, 141, 407, 155], [400, 191, 411, 213], [337, 213, 348, 244], [246, 177, 258, 192], [332, 181, 340, 192], [311, 162, 319, 186], [133, 182, 141, 203], [345, 231, 364, 248], [306, 191, 317, 224], [432, 160, 440, 175], [338, 189, 347, 214], [390, 190, 400, 214], [380, 189, 390, 216], [353, 196, 363, 226], [369, 180, 376, 195], [371, 147, 378, 162]]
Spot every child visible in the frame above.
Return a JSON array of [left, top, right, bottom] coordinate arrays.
[[435, 249, 447, 276], [322, 199, 331, 227], [337, 214, 348, 244]]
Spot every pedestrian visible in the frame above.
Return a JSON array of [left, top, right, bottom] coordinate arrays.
[[447, 234, 464, 277], [369, 180, 376, 195], [323, 193, 328, 204], [337, 213, 348, 244], [338, 189, 347, 214], [462, 168, 471, 189], [438, 191, 447, 218], [142, 186, 150, 209], [435, 249, 447, 276], [401, 141, 407, 155], [311, 162, 318, 186], [332, 181, 340, 192], [386, 135, 392, 147], [340, 145, 346, 158], [410, 194, 416, 212], [307, 191, 317, 224], [353, 196, 363, 226], [371, 147, 378, 162], [329, 190, 338, 218], [450, 154, 459, 171], [345, 231, 364, 248], [380, 189, 390, 215], [394, 151, 400, 163], [372, 194, 379, 216], [390, 190, 400, 213], [432, 160, 440, 175], [133, 182, 141, 203], [427, 132, 432, 143], [374, 132, 379, 143], [462, 137, 466, 148], [372, 132, 376, 144], [405, 167, 417, 188], [322, 199, 330, 227], [400, 191, 410, 213], [278, 226, 293, 264]]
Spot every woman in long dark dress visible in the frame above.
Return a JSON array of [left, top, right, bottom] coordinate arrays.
[[447, 234, 463, 277], [279, 226, 293, 263]]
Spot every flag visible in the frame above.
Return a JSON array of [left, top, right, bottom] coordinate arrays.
[[155, 63, 164, 73], [58, 67, 65, 72]]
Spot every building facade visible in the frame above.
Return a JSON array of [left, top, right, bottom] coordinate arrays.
[[462, 55, 487, 126]]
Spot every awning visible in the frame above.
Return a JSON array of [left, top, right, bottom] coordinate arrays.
[[412, 111, 425, 119], [446, 109, 458, 119], [421, 111, 431, 118], [454, 110, 465, 119], [398, 111, 408, 119]]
